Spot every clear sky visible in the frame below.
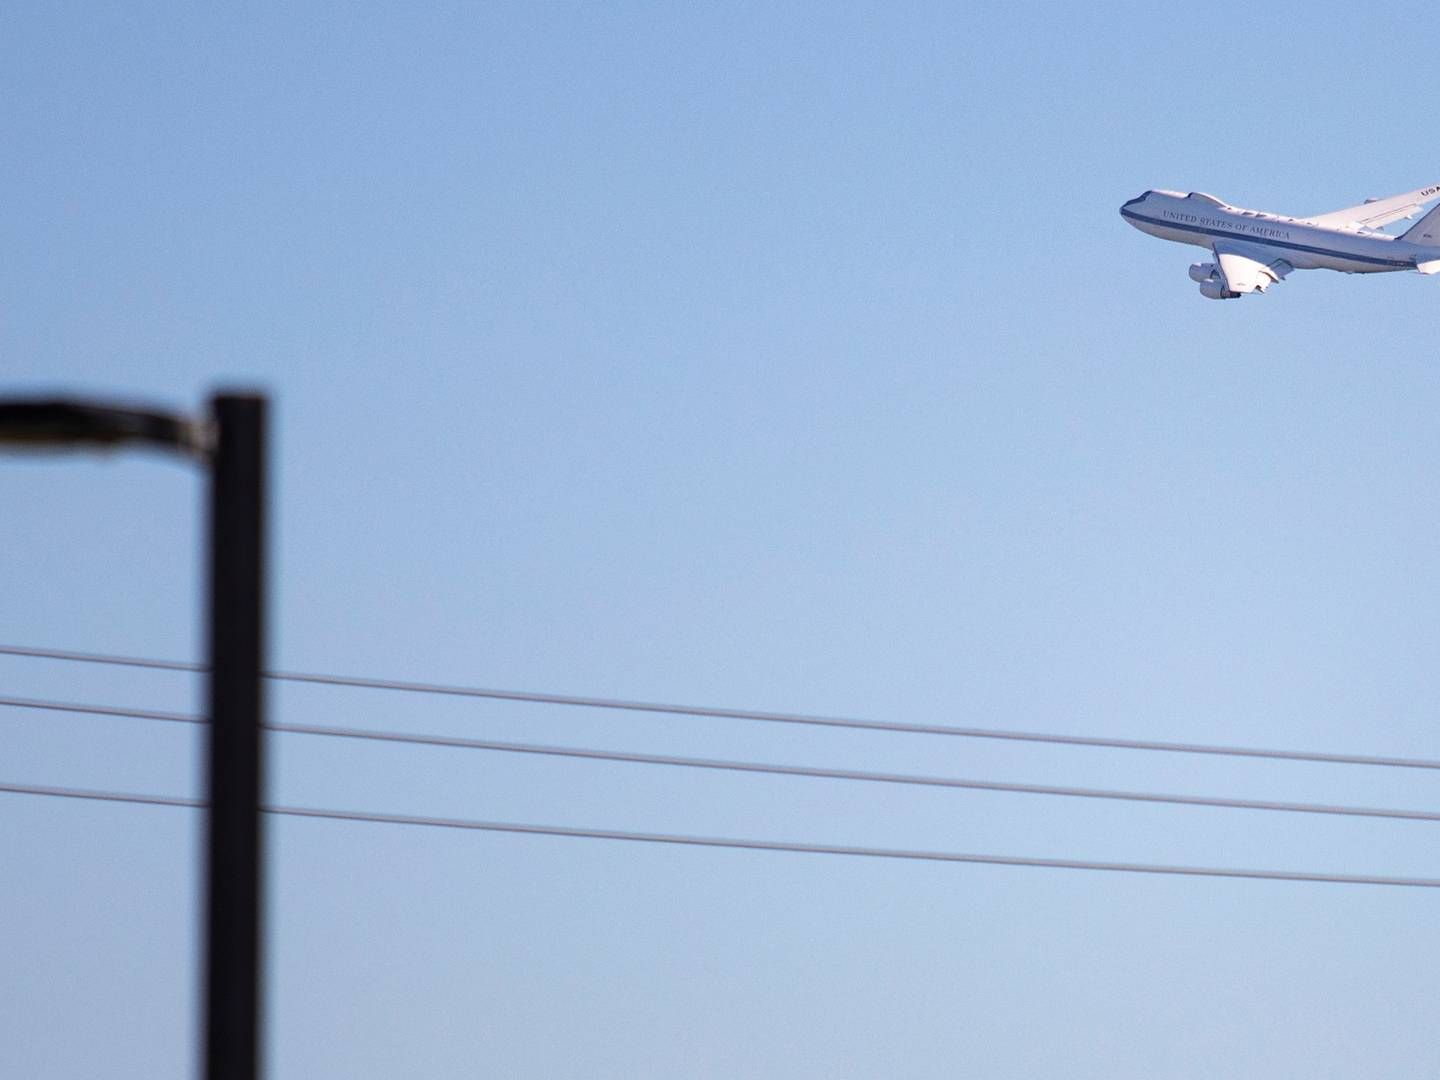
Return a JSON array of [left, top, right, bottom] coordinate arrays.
[[4, 2, 1439, 1076]]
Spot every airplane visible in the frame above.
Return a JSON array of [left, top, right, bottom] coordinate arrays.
[[1120, 182, 1440, 298]]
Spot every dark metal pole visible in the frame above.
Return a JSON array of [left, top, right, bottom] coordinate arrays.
[[204, 393, 267, 1080]]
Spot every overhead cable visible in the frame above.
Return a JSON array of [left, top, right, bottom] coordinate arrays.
[[0, 780, 200, 810], [0, 694, 198, 725], [1, 779, 1436, 889], [275, 721, 1440, 824], [3, 642, 1438, 771], [3, 694, 1439, 824]]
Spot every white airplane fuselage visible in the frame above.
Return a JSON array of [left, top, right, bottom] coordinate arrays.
[[1120, 189, 1440, 298]]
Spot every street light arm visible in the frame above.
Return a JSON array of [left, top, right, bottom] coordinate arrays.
[[0, 398, 210, 458]]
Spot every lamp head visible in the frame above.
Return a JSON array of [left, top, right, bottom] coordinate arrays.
[[0, 398, 209, 458]]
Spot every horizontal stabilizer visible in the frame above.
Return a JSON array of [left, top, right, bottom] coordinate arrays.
[[1415, 259, 1440, 275], [1401, 203, 1440, 246]]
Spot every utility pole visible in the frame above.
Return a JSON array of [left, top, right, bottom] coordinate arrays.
[[0, 390, 270, 1080], [204, 393, 267, 1080]]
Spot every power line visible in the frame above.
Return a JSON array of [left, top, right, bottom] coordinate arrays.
[[2, 779, 1437, 889], [5, 694, 1439, 825], [0, 694, 199, 725], [275, 806, 1440, 888], [4, 642, 1438, 771], [0, 644, 200, 673], [0, 780, 201, 810], [272, 721, 1440, 824]]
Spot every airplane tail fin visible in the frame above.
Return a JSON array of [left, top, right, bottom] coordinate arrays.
[[1400, 203, 1440, 246]]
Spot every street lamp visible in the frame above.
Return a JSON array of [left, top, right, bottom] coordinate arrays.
[[0, 399, 210, 456], [0, 391, 269, 1080]]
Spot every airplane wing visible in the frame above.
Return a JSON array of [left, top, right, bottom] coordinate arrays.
[[1214, 241, 1292, 294], [1305, 182, 1440, 229]]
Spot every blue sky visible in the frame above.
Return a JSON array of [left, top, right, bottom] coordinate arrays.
[[4, 2, 1439, 1076]]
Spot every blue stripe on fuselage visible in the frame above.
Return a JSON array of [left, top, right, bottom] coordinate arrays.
[[1120, 209, 1413, 267]]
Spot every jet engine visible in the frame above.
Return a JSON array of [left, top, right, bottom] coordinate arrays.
[[1188, 261, 1239, 299], [1198, 280, 1240, 300]]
